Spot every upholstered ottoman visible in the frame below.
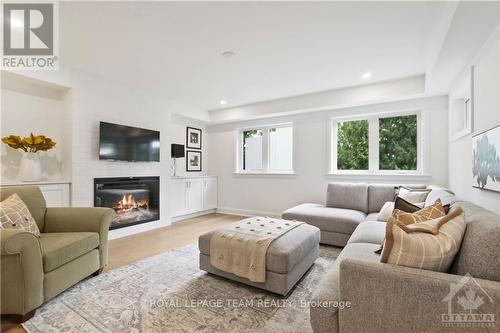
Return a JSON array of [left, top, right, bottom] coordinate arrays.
[[198, 221, 320, 296]]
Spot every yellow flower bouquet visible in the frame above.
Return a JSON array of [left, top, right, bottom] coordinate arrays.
[[2, 133, 56, 152]]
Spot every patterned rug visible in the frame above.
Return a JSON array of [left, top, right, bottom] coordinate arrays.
[[24, 244, 341, 333]]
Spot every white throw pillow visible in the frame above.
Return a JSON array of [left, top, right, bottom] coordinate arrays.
[[0, 194, 40, 236], [425, 189, 457, 207], [377, 202, 395, 222], [398, 187, 431, 203]]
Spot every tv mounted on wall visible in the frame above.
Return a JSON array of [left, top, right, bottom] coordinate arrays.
[[99, 121, 160, 162]]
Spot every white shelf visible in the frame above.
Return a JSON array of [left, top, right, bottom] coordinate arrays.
[[171, 175, 217, 180], [1, 179, 71, 186]]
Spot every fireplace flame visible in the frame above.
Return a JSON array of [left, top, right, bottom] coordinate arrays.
[[113, 194, 149, 213]]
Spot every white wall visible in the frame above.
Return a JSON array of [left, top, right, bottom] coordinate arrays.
[[68, 70, 210, 238], [1, 77, 69, 181], [208, 96, 449, 217], [449, 27, 500, 214]]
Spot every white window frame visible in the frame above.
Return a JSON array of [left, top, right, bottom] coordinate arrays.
[[330, 110, 423, 175], [235, 122, 295, 175]]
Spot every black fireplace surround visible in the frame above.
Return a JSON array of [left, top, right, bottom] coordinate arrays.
[[94, 176, 160, 230]]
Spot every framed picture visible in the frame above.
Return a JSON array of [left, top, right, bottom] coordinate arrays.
[[186, 127, 202, 149], [186, 150, 202, 172], [472, 124, 500, 193]]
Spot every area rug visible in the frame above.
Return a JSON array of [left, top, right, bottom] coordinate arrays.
[[24, 244, 341, 333]]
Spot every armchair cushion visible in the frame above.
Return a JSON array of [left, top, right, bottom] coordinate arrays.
[[39, 232, 99, 272], [44, 207, 115, 267]]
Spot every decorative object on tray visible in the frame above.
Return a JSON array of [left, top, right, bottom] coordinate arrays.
[[186, 126, 202, 149], [1, 133, 56, 181], [186, 150, 202, 172], [472, 124, 500, 193]]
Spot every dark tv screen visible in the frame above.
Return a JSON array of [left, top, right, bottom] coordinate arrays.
[[99, 122, 160, 162]]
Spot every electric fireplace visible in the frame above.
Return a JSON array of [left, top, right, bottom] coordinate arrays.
[[94, 176, 160, 230]]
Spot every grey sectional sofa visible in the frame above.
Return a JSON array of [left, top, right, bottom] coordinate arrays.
[[282, 182, 500, 333]]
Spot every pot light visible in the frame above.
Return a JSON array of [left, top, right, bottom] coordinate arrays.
[[222, 51, 235, 58], [362, 72, 372, 79], [220, 100, 227, 105]]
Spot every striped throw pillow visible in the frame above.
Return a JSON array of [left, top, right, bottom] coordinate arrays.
[[392, 198, 446, 225], [380, 208, 466, 272], [0, 193, 41, 236]]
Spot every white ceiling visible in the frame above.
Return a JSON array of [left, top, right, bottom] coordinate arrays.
[[58, 1, 480, 113]]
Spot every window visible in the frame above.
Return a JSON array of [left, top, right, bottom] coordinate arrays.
[[379, 114, 417, 170], [332, 112, 419, 173], [239, 124, 293, 173], [337, 119, 369, 170]]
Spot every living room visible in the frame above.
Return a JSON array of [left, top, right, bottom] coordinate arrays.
[[1, 1, 499, 332]]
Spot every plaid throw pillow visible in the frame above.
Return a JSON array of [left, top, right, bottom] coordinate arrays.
[[0, 193, 41, 236], [380, 208, 466, 272]]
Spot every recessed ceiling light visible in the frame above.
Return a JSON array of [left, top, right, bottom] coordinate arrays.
[[362, 72, 372, 79], [222, 51, 235, 58], [220, 100, 227, 105]]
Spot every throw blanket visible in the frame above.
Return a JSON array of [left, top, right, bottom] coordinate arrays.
[[210, 217, 303, 283]]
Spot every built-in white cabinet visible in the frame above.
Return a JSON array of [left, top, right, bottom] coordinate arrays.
[[1, 181, 71, 207], [170, 176, 217, 218]]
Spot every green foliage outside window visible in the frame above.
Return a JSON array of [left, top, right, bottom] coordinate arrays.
[[337, 120, 369, 170], [379, 115, 417, 170]]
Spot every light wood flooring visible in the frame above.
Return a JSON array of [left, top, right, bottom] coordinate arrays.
[[1, 213, 244, 333]]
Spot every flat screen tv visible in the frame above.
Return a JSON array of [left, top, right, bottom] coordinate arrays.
[[99, 122, 160, 162]]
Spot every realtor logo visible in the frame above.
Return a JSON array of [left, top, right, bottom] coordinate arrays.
[[2, 2, 58, 69], [442, 273, 495, 328]]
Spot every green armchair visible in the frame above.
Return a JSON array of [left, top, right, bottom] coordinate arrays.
[[1, 186, 115, 322]]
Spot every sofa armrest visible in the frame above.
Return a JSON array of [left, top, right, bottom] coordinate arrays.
[[44, 207, 115, 267], [1, 229, 44, 315], [339, 259, 500, 333]]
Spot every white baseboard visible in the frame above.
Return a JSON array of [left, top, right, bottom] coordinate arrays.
[[216, 207, 281, 219], [171, 209, 217, 223]]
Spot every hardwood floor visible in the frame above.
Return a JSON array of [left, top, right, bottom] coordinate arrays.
[[106, 213, 243, 271], [1, 213, 244, 333]]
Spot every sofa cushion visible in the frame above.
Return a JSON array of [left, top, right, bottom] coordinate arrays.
[[368, 184, 396, 213], [198, 223, 320, 274], [282, 203, 366, 234], [327, 182, 368, 213], [310, 243, 380, 333], [39, 232, 100, 273], [348, 221, 386, 245], [450, 202, 500, 282]]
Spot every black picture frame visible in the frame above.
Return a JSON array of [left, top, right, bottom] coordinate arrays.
[[186, 150, 202, 172], [186, 127, 202, 150]]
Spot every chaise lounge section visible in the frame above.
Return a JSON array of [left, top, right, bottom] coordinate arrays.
[[281, 182, 400, 246]]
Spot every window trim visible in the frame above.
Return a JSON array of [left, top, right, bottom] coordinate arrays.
[[329, 110, 423, 175], [235, 122, 295, 174]]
